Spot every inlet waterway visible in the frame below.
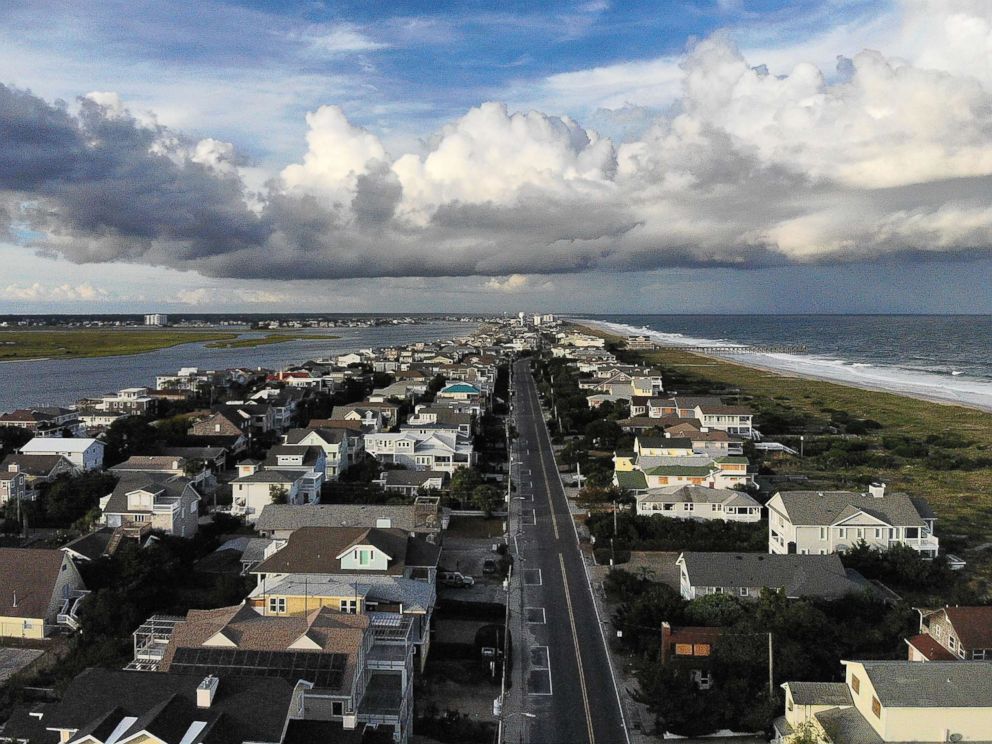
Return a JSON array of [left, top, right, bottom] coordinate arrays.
[[0, 321, 474, 411]]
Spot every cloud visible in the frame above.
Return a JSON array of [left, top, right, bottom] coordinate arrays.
[[174, 287, 290, 305], [3, 282, 110, 301], [483, 275, 556, 293], [2, 0, 992, 283], [304, 24, 388, 55]]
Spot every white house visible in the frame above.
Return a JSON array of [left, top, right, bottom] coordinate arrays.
[[766, 484, 939, 558], [19, 437, 105, 471], [692, 405, 754, 438], [636, 485, 762, 523], [283, 428, 350, 480], [364, 431, 475, 475], [231, 466, 306, 523]]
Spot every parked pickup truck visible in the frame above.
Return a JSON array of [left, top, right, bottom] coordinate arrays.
[[439, 571, 475, 587]]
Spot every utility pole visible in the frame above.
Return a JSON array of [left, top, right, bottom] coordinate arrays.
[[800, 435, 805, 458], [768, 632, 774, 696]]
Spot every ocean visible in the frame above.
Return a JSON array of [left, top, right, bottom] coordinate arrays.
[[577, 315, 992, 412]]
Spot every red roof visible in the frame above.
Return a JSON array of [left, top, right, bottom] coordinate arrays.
[[906, 633, 956, 661], [942, 606, 992, 649]]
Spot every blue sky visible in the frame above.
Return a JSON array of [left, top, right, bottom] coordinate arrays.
[[3, 0, 991, 313]]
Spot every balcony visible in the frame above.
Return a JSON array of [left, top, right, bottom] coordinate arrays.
[[358, 672, 409, 725], [57, 589, 90, 631]]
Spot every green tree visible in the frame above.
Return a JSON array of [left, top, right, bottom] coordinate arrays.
[[470, 485, 501, 515], [684, 593, 746, 627], [270, 484, 289, 504], [0, 425, 33, 457]]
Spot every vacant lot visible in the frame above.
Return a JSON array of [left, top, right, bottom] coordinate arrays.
[[0, 329, 237, 360]]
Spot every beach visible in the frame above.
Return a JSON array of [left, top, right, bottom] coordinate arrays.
[[578, 318, 992, 413]]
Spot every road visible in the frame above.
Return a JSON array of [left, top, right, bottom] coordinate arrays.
[[503, 359, 628, 744]]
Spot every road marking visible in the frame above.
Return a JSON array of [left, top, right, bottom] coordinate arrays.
[[522, 509, 536, 525], [559, 553, 596, 744], [525, 607, 546, 624], [527, 645, 553, 695], [523, 568, 543, 586], [533, 418, 560, 540], [524, 370, 631, 744]]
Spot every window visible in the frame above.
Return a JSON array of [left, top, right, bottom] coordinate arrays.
[[694, 643, 711, 656], [268, 597, 286, 614], [905, 527, 919, 538], [932, 624, 942, 639], [340, 599, 358, 614], [739, 587, 748, 597], [674, 643, 694, 656], [684, 503, 694, 511], [851, 675, 860, 694], [837, 528, 846, 538], [819, 527, 827, 540], [871, 697, 881, 717], [332, 701, 344, 716], [949, 636, 957, 650], [974, 650, 987, 660], [875, 528, 882, 539], [357, 549, 371, 566]]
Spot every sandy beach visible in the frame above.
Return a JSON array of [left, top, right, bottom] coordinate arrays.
[[577, 319, 992, 414]]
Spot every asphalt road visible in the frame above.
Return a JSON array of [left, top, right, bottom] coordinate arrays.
[[507, 359, 628, 744]]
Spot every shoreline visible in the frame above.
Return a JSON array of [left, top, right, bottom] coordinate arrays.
[[573, 320, 992, 414]]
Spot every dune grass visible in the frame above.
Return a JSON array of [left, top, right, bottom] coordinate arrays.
[[572, 322, 992, 592]]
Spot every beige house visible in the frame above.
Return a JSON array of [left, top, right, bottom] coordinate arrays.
[[767, 484, 938, 557], [775, 660, 992, 743], [0, 548, 87, 638]]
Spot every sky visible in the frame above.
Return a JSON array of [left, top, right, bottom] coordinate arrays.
[[2, 0, 992, 313]]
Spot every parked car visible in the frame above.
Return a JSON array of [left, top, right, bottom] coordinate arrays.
[[439, 571, 475, 587], [482, 559, 498, 575]]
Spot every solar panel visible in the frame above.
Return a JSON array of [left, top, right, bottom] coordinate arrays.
[[169, 647, 349, 691]]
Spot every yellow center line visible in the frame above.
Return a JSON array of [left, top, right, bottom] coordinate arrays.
[[559, 552, 596, 744]]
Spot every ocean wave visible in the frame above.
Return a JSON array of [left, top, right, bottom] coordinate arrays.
[[576, 317, 992, 412]]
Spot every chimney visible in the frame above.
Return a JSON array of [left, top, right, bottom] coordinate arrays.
[[196, 676, 219, 708], [661, 621, 672, 664], [869, 482, 886, 499]]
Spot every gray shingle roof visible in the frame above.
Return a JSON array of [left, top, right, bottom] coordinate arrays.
[[256, 503, 436, 533], [284, 427, 346, 445], [773, 490, 930, 528], [35, 668, 295, 743], [678, 552, 871, 599], [232, 469, 300, 484], [104, 472, 197, 515], [787, 681, 853, 706], [860, 660, 992, 708], [814, 706, 884, 743], [638, 485, 760, 508]]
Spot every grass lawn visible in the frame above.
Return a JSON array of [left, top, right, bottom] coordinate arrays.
[[0, 329, 238, 360], [572, 323, 992, 594], [205, 333, 339, 349]]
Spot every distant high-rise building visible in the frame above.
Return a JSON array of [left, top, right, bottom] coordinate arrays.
[[144, 313, 169, 326]]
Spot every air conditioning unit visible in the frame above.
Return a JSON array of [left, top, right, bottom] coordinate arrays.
[[342, 713, 358, 730]]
